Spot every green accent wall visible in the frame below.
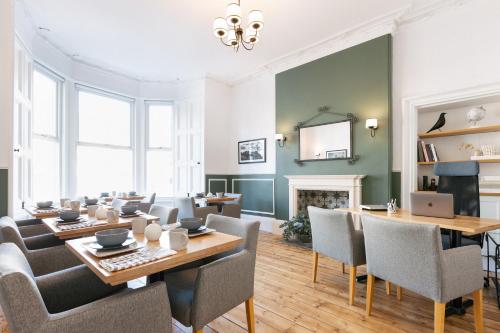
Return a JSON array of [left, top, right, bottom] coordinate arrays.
[[391, 171, 401, 205], [0, 169, 7, 217], [205, 174, 275, 217], [275, 35, 393, 220]]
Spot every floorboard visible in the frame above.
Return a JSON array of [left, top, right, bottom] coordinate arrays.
[[1, 232, 499, 332]]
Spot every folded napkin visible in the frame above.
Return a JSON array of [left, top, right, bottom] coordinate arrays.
[[99, 248, 176, 272]]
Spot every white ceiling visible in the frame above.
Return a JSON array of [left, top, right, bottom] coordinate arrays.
[[19, 0, 437, 82]]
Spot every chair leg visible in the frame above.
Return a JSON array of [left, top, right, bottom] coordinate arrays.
[[397, 285, 402, 301], [245, 297, 256, 333], [472, 289, 484, 333], [434, 302, 445, 333], [193, 329, 203, 333], [366, 274, 375, 315], [342, 262, 345, 274], [385, 281, 391, 295], [349, 266, 357, 305], [312, 251, 319, 283]]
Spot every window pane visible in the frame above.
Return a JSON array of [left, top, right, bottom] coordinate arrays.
[[77, 145, 132, 196], [32, 138, 60, 201], [33, 70, 57, 136], [78, 91, 131, 146], [148, 104, 173, 148], [146, 150, 173, 197]]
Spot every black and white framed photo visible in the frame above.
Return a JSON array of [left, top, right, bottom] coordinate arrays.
[[326, 149, 348, 159], [238, 138, 266, 164]]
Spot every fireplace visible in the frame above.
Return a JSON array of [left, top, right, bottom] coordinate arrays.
[[285, 175, 366, 220]]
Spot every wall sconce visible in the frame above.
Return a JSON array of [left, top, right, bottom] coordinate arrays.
[[366, 118, 378, 137], [275, 133, 287, 147]]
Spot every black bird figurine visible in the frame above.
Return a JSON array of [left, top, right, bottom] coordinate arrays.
[[426, 112, 447, 133]]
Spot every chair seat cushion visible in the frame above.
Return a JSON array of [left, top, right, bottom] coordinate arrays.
[[163, 267, 198, 326]]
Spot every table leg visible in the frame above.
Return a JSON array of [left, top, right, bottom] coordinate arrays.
[[446, 230, 473, 317]]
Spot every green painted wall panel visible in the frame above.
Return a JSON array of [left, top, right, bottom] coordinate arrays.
[[0, 169, 7, 217], [391, 171, 401, 205], [275, 35, 392, 220]]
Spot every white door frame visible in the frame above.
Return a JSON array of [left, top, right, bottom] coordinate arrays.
[[401, 82, 500, 209]]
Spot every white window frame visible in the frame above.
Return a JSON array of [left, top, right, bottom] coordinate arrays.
[[144, 100, 175, 199], [32, 62, 64, 200], [74, 84, 136, 196]]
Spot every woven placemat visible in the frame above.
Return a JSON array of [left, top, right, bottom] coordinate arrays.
[[99, 248, 176, 272]]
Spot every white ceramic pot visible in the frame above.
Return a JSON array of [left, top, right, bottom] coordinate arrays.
[[59, 198, 70, 208], [107, 210, 119, 223], [87, 205, 99, 218], [70, 200, 81, 212], [144, 222, 162, 241], [95, 206, 108, 220], [168, 228, 188, 251]]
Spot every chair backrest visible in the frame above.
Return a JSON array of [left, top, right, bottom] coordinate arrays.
[[111, 198, 127, 210], [142, 193, 156, 204], [435, 161, 480, 217], [0, 216, 28, 254], [221, 204, 241, 218], [174, 197, 196, 220], [307, 206, 357, 264], [223, 193, 243, 205], [361, 215, 443, 301], [149, 204, 179, 226], [0, 243, 48, 333], [206, 214, 260, 257]]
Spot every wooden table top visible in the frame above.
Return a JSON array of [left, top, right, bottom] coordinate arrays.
[[103, 196, 146, 202], [338, 208, 500, 234], [25, 206, 89, 219], [204, 197, 236, 204], [66, 231, 242, 285], [42, 213, 159, 239]]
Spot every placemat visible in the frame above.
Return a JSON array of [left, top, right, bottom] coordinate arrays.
[[99, 248, 177, 272], [56, 220, 107, 231]]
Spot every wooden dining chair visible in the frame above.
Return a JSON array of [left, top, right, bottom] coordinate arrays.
[[362, 214, 484, 333], [308, 206, 366, 305]]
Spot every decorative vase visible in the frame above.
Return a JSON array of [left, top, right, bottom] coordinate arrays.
[[95, 206, 108, 220], [466, 106, 486, 128], [145, 222, 162, 241]]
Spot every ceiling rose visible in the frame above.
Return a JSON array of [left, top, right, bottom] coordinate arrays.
[[213, 1, 264, 52]]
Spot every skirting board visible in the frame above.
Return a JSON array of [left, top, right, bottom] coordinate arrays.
[[241, 213, 284, 235]]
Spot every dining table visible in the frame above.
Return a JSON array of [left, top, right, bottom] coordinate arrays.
[[103, 195, 146, 202], [25, 205, 89, 219], [42, 213, 160, 240], [338, 207, 500, 316], [66, 230, 243, 286]]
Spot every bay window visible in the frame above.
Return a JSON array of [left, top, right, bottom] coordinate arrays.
[[32, 67, 62, 202], [145, 102, 174, 197], [76, 88, 134, 196]]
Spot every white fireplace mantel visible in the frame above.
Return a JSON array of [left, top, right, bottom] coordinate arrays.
[[284, 175, 366, 219]]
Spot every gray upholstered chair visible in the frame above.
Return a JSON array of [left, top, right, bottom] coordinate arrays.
[[221, 193, 243, 205], [308, 206, 366, 305], [1, 216, 63, 250], [362, 215, 484, 333], [163, 214, 260, 333], [126, 193, 157, 213], [0, 243, 172, 333], [0, 217, 81, 276], [221, 203, 241, 218], [15, 218, 52, 237], [111, 198, 127, 210], [149, 204, 178, 226], [175, 197, 218, 223]]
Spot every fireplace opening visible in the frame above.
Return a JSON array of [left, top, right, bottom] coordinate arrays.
[[297, 190, 349, 217]]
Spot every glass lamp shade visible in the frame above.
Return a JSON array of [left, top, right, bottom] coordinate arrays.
[[248, 10, 264, 30], [244, 28, 259, 44], [365, 118, 378, 129], [226, 3, 242, 25], [226, 29, 238, 46], [275, 134, 284, 141], [213, 17, 228, 38]]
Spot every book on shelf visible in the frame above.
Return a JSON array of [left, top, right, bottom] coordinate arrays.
[[417, 141, 439, 162]]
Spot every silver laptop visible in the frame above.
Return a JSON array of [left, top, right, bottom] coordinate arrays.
[[410, 192, 455, 219]]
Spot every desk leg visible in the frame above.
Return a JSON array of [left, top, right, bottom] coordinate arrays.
[[446, 230, 473, 317]]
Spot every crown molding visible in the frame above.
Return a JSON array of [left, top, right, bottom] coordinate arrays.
[[228, 0, 472, 86]]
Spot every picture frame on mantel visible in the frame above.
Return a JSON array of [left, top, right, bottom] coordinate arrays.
[[238, 138, 266, 164]]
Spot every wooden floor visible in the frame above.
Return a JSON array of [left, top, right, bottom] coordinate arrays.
[[2, 231, 500, 332]]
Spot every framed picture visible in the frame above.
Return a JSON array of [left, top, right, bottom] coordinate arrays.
[[326, 149, 348, 159], [238, 138, 266, 164]]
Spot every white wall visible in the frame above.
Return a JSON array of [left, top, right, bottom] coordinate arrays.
[[392, 0, 500, 171], [0, 0, 15, 169]]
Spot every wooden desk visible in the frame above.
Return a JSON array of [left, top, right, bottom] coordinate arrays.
[[338, 208, 500, 234], [66, 231, 242, 285], [42, 214, 159, 240], [25, 206, 89, 219]]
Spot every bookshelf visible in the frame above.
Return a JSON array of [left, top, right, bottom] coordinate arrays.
[[418, 124, 500, 139], [418, 159, 500, 166]]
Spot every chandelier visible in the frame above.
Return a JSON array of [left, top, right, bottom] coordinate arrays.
[[212, 1, 264, 52]]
